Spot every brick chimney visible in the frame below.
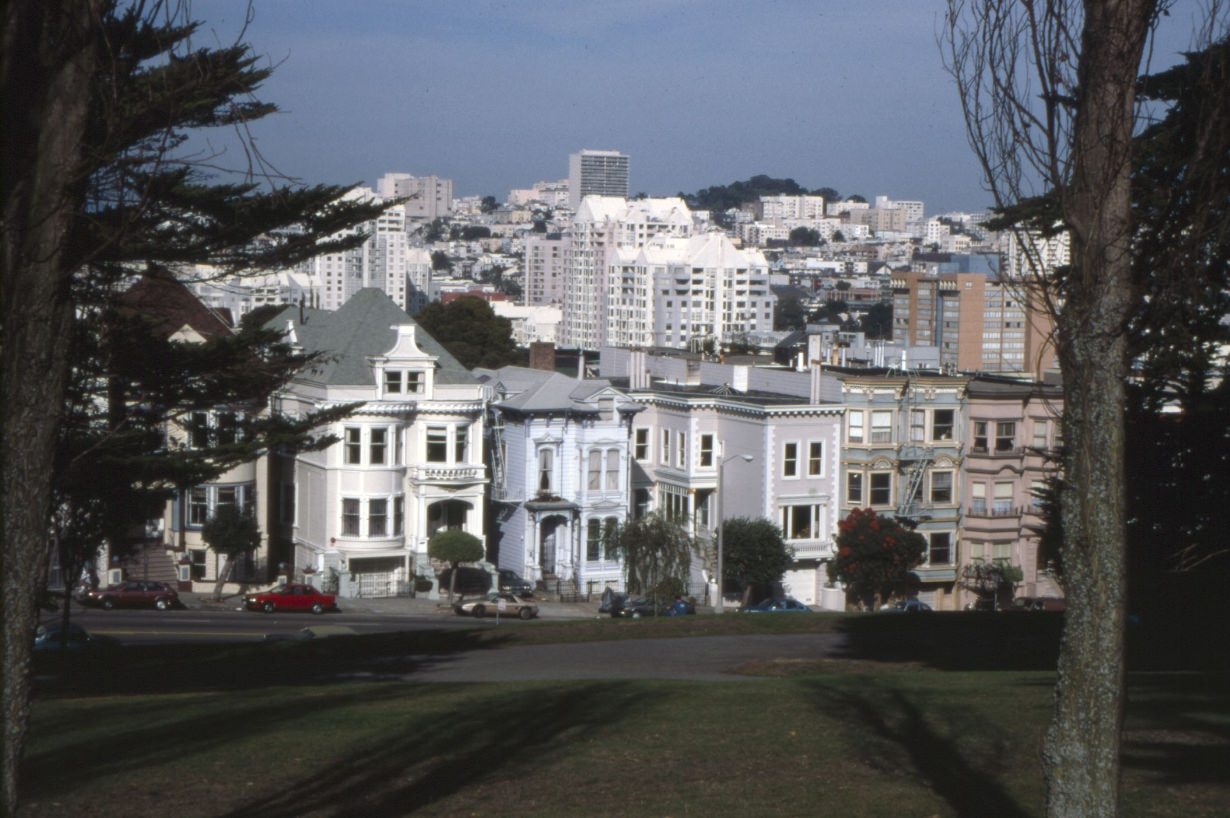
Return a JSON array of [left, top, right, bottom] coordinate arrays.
[[529, 341, 555, 371]]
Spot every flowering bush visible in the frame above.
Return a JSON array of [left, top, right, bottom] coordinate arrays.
[[827, 508, 926, 607]]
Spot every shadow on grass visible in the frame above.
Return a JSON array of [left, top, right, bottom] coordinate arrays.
[[23, 684, 421, 801], [832, 612, 1063, 671], [32, 627, 512, 697], [1121, 672, 1230, 789], [220, 681, 645, 818], [804, 678, 1032, 818]]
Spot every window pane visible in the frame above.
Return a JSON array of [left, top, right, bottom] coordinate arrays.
[[538, 449, 553, 492], [699, 434, 714, 467], [783, 442, 798, 477], [634, 428, 648, 460], [929, 532, 951, 564], [369, 498, 388, 537], [190, 412, 209, 448], [384, 370, 402, 393], [587, 519, 601, 561], [870, 473, 891, 505], [189, 487, 208, 525], [848, 411, 864, 443], [406, 371, 423, 393], [973, 421, 988, 451], [345, 427, 362, 464], [427, 427, 448, 462], [871, 411, 892, 443], [369, 428, 387, 465], [995, 422, 1016, 452], [394, 496, 404, 535], [808, 442, 823, 476], [588, 450, 602, 490], [605, 449, 619, 491], [930, 471, 953, 504], [932, 409, 954, 441], [342, 498, 361, 536], [454, 425, 468, 462], [847, 472, 863, 504]]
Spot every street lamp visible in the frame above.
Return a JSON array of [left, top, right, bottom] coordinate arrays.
[[715, 452, 754, 614]]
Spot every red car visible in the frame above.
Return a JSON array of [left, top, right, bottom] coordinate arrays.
[[80, 580, 179, 610], [244, 583, 338, 614]]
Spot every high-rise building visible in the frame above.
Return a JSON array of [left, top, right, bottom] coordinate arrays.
[[376, 172, 454, 221], [568, 149, 629, 210]]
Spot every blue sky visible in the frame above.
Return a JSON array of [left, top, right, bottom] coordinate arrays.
[[196, 0, 1215, 214]]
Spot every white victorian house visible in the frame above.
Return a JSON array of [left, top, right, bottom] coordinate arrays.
[[267, 289, 487, 597], [478, 366, 642, 598]]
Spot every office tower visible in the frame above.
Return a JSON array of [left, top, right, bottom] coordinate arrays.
[[568, 149, 629, 210]]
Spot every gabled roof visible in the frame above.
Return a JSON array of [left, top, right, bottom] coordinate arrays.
[[119, 271, 234, 340], [477, 365, 634, 415], [267, 288, 474, 387]]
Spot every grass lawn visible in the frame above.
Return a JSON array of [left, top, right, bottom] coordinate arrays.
[[20, 617, 1229, 818]]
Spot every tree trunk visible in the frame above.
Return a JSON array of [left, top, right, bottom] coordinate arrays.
[[1041, 2, 1155, 815], [1, 2, 101, 813], [213, 556, 236, 602]]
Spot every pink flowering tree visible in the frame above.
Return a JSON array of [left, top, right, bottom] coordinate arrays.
[[826, 508, 925, 609]]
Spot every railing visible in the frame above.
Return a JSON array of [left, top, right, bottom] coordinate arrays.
[[966, 504, 1028, 518], [408, 464, 486, 483]]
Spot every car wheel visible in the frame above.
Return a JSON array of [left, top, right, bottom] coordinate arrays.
[[518, 607, 534, 620], [101, 598, 115, 610], [262, 601, 275, 613], [472, 605, 486, 618], [155, 597, 172, 611], [311, 602, 325, 615]]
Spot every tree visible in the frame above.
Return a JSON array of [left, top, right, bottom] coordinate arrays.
[[460, 225, 491, 241], [430, 250, 452, 272], [607, 514, 694, 606], [774, 292, 807, 331], [720, 517, 794, 604], [826, 508, 925, 609], [811, 186, 841, 202], [788, 226, 822, 247], [428, 529, 484, 602], [0, 3, 383, 810], [480, 195, 499, 213], [200, 503, 262, 601], [859, 302, 893, 339], [831, 230, 847, 243], [413, 296, 518, 370], [943, 1, 1171, 813]]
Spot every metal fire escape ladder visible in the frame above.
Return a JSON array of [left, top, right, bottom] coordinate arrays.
[[488, 408, 509, 502], [896, 375, 933, 520]]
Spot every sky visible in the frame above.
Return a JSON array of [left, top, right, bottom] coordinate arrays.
[[195, 0, 1217, 215]]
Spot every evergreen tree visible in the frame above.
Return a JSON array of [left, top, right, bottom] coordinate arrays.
[[413, 296, 518, 370]]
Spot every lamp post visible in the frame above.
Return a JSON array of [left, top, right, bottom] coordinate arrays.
[[715, 453, 754, 614]]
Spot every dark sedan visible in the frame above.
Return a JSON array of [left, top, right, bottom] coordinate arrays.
[[79, 580, 179, 611], [744, 597, 812, 613], [610, 597, 695, 618]]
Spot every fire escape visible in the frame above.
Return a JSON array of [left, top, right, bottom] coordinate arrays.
[[895, 375, 933, 521]]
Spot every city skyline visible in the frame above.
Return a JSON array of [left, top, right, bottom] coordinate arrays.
[[200, 0, 1212, 214]]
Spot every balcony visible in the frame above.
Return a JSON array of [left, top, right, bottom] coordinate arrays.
[[966, 504, 1027, 519], [407, 464, 487, 485]]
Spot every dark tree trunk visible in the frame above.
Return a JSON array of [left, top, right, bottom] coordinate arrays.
[[1041, 2, 1155, 815], [1, 2, 101, 813]]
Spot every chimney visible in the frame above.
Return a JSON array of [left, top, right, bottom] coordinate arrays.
[[629, 349, 650, 390], [529, 341, 555, 372], [810, 363, 824, 404]]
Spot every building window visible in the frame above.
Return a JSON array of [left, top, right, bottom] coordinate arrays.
[[660, 429, 670, 465], [395, 426, 404, 465], [216, 412, 238, 446], [634, 428, 649, 461], [932, 409, 954, 441], [675, 432, 685, 468], [190, 412, 209, 448], [368, 498, 388, 537], [848, 410, 864, 443], [405, 371, 423, 394], [216, 486, 237, 512], [588, 449, 602, 490], [871, 410, 893, 443], [605, 449, 620, 491], [929, 471, 953, 504], [189, 487, 208, 525], [538, 448, 554, 493], [808, 441, 823, 476], [870, 472, 891, 506], [1030, 480, 1045, 511], [783, 442, 799, 477], [996, 422, 1016, 452], [973, 421, 988, 451], [369, 428, 387, 465], [426, 427, 448, 463], [910, 410, 926, 442], [587, 518, 602, 561], [342, 498, 361, 536], [454, 425, 468, 463], [344, 427, 362, 464], [190, 549, 207, 581], [847, 472, 863, 505], [384, 370, 402, 394], [928, 532, 952, 565], [394, 496, 404, 536], [699, 434, 714, 468], [1032, 419, 1049, 449], [780, 504, 820, 540], [993, 482, 1014, 514], [971, 482, 987, 514]]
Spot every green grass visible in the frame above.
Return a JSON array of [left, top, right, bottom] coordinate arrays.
[[21, 614, 1227, 816]]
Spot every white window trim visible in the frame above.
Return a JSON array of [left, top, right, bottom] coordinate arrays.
[[782, 440, 801, 479]]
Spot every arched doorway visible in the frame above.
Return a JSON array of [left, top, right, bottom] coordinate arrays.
[[538, 514, 568, 576], [427, 499, 472, 538]]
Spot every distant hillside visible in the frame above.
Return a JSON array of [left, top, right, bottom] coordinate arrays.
[[678, 175, 859, 219]]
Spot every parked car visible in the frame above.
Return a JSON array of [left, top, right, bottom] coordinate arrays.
[[498, 569, 534, 597], [598, 588, 627, 614], [33, 622, 119, 652], [438, 566, 492, 595], [744, 597, 812, 613], [454, 592, 538, 620], [1008, 596, 1067, 612], [79, 580, 179, 611], [882, 599, 933, 613], [244, 583, 338, 614], [610, 596, 694, 618]]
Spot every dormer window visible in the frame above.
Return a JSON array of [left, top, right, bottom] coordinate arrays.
[[382, 369, 425, 397]]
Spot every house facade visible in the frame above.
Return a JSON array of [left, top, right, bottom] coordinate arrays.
[[481, 366, 642, 597], [266, 288, 487, 597]]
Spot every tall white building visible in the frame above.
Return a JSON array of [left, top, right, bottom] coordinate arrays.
[[607, 232, 775, 349], [568, 150, 629, 210], [376, 172, 454, 221], [1003, 229, 1071, 279], [760, 194, 826, 221], [524, 233, 569, 306], [560, 196, 692, 350], [297, 188, 432, 313]]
